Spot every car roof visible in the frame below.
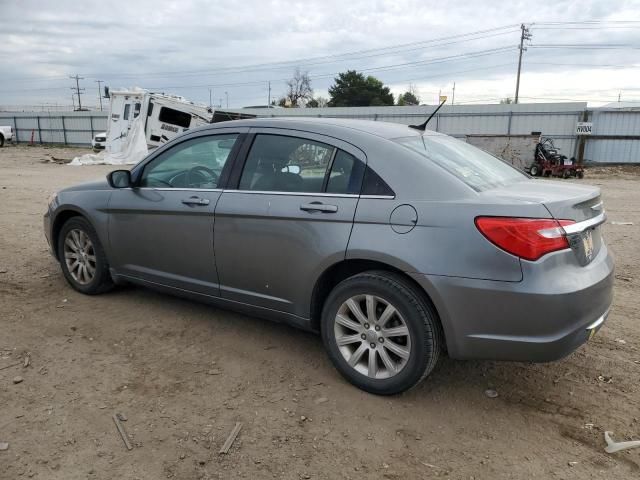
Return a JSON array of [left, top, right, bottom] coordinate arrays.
[[204, 116, 441, 140]]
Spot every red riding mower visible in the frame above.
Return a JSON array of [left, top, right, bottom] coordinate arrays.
[[526, 138, 584, 179]]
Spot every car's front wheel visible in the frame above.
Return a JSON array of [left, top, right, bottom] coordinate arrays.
[[57, 216, 113, 294], [321, 271, 442, 395]]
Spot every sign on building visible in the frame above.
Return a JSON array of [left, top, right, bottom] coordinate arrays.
[[576, 122, 593, 135]]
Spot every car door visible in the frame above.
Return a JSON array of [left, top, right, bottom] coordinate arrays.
[[214, 129, 366, 318], [108, 129, 247, 296]]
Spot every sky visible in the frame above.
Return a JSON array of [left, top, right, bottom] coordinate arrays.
[[0, 0, 639, 110]]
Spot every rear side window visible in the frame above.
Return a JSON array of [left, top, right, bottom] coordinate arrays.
[[238, 134, 366, 195], [159, 107, 192, 129], [361, 166, 394, 197], [239, 134, 334, 193], [326, 150, 365, 195], [394, 135, 526, 191], [123, 104, 130, 120]]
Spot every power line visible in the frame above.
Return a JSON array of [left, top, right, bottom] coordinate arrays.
[[529, 44, 640, 49], [0, 25, 522, 84]]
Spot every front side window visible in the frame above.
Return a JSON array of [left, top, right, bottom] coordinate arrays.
[[158, 107, 192, 129], [140, 134, 238, 189], [239, 135, 335, 193], [394, 135, 527, 191]]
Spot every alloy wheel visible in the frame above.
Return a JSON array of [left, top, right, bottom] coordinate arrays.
[[334, 294, 411, 379], [63, 229, 96, 285]]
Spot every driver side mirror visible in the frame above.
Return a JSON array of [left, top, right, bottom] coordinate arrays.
[[107, 169, 132, 188]]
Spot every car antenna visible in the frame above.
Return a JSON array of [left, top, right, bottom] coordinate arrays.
[[409, 98, 447, 131]]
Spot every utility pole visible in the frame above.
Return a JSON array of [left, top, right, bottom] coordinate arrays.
[[70, 75, 85, 111], [209, 88, 213, 108], [452, 82, 456, 106], [268, 81, 271, 106], [94, 80, 104, 111], [225, 91, 229, 108], [514, 24, 532, 104]]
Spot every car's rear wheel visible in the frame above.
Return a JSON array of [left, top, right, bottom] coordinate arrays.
[[321, 271, 442, 395], [57, 217, 113, 295], [529, 164, 539, 176], [0, 134, 4, 148]]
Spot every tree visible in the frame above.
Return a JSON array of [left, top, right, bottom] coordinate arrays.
[[328, 70, 394, 107], [397, 91, 420, 106], [397, 84, 420, 106], [500, 97, 513, 104], [307, 96, 329, 108], [283, 68, 313, 107]]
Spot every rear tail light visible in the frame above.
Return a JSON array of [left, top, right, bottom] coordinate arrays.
[[475, 217, 575, 261]]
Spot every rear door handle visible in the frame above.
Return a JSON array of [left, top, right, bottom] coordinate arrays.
[[182, 196, 210, 206], [300, 202, 338, 213]]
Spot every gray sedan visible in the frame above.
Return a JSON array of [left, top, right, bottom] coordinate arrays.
[[44, 118, 614, 395]]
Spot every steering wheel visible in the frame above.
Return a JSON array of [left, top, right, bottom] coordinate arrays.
[[186, 165, 219, 188]]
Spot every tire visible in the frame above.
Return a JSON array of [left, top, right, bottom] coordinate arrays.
[[529, 165, 539, 176], [563, 169, 571, 179], [57, 216, 114, 295], [0, 134, 4, 148], [321, 271, 442, 395], [577, 171, 584, 179]]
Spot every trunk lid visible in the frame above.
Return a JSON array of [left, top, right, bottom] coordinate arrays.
[[486, 180, 601, 222], [483, 179, 605, 265]]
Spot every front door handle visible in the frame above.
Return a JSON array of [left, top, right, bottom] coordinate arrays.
[[182, 196, 210, 206], [300, 202, 338, 213]]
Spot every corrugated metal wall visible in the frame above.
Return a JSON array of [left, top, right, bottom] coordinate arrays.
[[229, 103, 587, 158], [0, 111, 108, 146], [1, 104, 638, 163], [586, 109, 640, 163]]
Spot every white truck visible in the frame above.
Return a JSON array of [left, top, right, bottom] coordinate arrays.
[[101, 88, 252, 154], [77, 88, 253, 165], [0, 125, 14, 147]]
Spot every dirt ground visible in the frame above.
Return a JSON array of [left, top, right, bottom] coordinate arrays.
[[1, 144, 639, 480]]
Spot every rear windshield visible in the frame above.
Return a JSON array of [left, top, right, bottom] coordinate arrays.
[[394, 135, 527, 191]]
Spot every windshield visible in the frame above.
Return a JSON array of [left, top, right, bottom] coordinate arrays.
[[394, 135, 527, 191]]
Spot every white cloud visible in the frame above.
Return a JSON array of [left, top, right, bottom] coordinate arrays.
[[0, 0, 639, 108]]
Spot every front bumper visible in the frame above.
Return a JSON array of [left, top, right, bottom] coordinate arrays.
[[412, 243, 614, 362], [92, 143, 106, 150], [43, 209, 54, 257]]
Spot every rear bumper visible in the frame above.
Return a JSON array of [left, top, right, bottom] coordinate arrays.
[[411, 243, 614, 362]]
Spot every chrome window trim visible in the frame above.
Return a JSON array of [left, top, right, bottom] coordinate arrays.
[[115, 188, 395, 199], [563, 211, 606, 235], [136, 187, 223, 192], [360, 194, 396, 200], [223, 189, 359, 198]]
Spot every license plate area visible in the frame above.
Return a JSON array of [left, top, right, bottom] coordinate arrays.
[[567, 226, 599, 266]]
